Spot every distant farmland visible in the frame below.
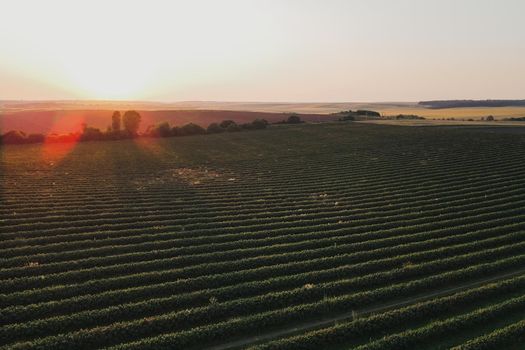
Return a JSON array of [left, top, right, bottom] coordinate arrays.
[[1, 123, 525, 349], [2, 100, 525, 136]]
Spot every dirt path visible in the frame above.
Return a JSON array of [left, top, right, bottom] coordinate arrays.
[[205, 268, 525, 350]]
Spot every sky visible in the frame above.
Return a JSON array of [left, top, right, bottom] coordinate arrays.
[[0, 0, 524, 102]]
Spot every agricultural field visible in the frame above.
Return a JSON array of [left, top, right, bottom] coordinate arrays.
[[1, 122, 525, 349]]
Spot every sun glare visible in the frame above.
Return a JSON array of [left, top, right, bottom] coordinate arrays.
[[63, 54, 156, 100], [41, 114, 85, 164]]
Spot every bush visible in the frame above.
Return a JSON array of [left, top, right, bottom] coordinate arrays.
[[207, 123, 224, 134], [395, 114, 425, 120], [287, 114, 302, 124], [240, 123, 254, 130], [486, 115, 495, 121], [357, 110, 381, 117], [251, 119, 268, 129], [1, 130, 27, 144], [225, 123, 241, 132], [179, 123, 206, 136], [146, 122, 172, 137], [219, 120, 237, 129], [27, 134, 46, 143], [80, 127, 104, 141]]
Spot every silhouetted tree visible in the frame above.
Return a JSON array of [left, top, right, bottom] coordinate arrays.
[[147, 122, 172, 137], [27, 134, 46, 143], [251, 119, 268, 129], [287, 114, 302, 124], [1, 130, 27, 144], [123, 110, 142, 136], [207, 123, 224, 134], [179, 123, 206, 136], [225, 122, 241, 132], [112, 111, 121, 132], [486, 115, 495, 121], [356, 110, 380, 117], [80, 127, 104, 141], [220, 120, 236, 129], [171, 126, 181, 136]]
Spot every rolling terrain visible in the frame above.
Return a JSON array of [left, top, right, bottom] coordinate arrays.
[[2, 100, 525, 135], [0, 109, 330, 135], [1, 122, 525, 349]]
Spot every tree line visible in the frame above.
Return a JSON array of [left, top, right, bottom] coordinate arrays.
[[419, 99, 525, 109], [0, 110, 277, 145]]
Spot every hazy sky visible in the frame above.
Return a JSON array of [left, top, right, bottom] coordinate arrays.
[[1, 0, 524, 102]]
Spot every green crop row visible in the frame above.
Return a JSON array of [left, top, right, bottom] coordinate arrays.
[[99, 255, 525, 350], [3, 244, 525, 349], [451, 319, 525, 350], [250, 274, 525, 350]]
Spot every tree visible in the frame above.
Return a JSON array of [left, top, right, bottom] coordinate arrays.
[[220, 120, 236, 129], [207, 123, 224, 134], [287, 114, 302, 124], [486, 115, 495, 121], [27, 134, 45, 143], [1, 130, 27, 144], [123, 110, 142, 136], [356, 110, 380, 117], [80, 127, 104, 141], [171, 126, 181, 136], [251, 119, 268, 129], [225, 122, 241, 132], [112, 111, 121, 132], [179, 123, 206, 136], [147, 122, 171, 137]]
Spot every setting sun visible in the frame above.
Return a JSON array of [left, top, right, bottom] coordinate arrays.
[[2, 0, 524, 102], [63, 54, 156, 99]]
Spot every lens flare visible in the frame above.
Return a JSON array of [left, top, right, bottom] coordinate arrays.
[[41, 115, 85, 164]]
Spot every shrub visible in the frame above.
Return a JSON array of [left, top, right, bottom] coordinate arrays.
[[80, 127, 104, 141], [226, 123, 241, 132], [146, 122, 172, 137], [27, 134, 46, 143], [251, 119, 268, 129], [1, 130, 27, 144], [179, 123, 206, 136], [357, 110, 381, 117], [171, 127, 181, 136], [287, 114, 302, 124], [219, 120, 237, 129], [207, 123, 224, 134]]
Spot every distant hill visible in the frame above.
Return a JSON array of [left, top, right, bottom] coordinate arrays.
[[0, 100, 416, 115], [419, 100, 525, 109]]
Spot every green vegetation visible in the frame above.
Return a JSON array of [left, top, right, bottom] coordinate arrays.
[[0, 111, 269, 145], [334, 110, 381, 121], [273, 114, 304, 124], [1, 123, 525, 349], [389, 114, 426, 120]]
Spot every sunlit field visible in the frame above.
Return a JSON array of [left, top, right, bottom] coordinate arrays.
[[2, 122, 525, 349]]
